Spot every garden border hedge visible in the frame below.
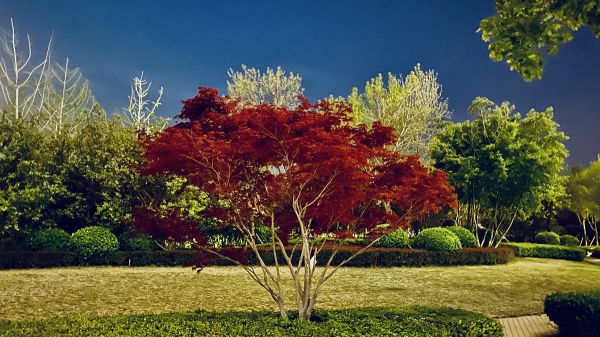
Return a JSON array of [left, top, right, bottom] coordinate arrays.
[[0, 246, 513, 269], [591, 247, 600, 258], [0, 307, 504, 337], [502, 242, 587, 261]]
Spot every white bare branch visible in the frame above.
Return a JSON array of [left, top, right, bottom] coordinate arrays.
[[227, 65, 304, 109], [40, 58, 95, 135], [0, 18, 52, 120], [122, 72, 167, 132]]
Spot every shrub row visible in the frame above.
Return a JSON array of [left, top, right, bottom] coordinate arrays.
[[502, 242, 587, 261], [544, 291, 600, 337], [0, 251, 78, 269], [0, 250, 201, 269], [0, 307, 504, 337], [591, 247, 600, 258], [247, 246, 513, 267], [0, 247, 514, 269]]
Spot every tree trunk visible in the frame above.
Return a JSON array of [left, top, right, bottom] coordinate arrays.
[[581, 217, 589, 246]]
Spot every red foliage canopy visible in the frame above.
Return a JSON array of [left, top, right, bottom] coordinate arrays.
[[136, 87, 456, 243]]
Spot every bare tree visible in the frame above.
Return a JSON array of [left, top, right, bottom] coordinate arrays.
[[347, 64, 450, 161], [0, 18, 52, 120], [227, 65, 304, 109], [40, 58, 95, 135], [123, 72, 167, 132]]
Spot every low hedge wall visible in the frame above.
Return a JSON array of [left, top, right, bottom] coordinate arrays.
[[502, 243, 587, 261], [544, 291, 600, 337], [0, 247, 513, 269], [0, 307, 504, 337], [0, 251, 78, 269], [247, 246, 514, 267], [592, 247, 600, 258]]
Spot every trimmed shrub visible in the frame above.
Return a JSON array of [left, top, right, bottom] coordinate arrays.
[[0, 251, 77, 269], [118, 232, 156, 251], [533, 231, 560, 245], [559, 234, 579, 247], [593, 247, 600, 258], [0, 307, 504, 337], [446, 226, 479, 248], [251, 246, 512, 267], [24, 229, 73, 251], [412, 227, 462, 252], [503, 243, 586, 261], [544, 292, 600, 337], [72, 226, 119, 263], [374, 228, 410, 248]]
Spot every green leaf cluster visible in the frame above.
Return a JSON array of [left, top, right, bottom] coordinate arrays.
[[479, 0, 600, 81]]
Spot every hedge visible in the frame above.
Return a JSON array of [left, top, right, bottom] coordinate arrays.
[[502, 243, 587, 261], [446, 226, 479, 248], [559, 234, 579, 247], [592, 247, 600, 258], [0, 251, 77, 269], [544, 292, 600, 337], [248, 246, 513, 267], [412, 227, 462, 252], [533, 231, 560, 245], [0, 307, 504, 337], [118, 232, 157, 251], [72, 226, 119, 263], [374, 228, 410, 248], [0, 247, 514, 269], [24, 228, 74, 251]]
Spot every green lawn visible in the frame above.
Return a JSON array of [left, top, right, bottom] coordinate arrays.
[[1, 258, 599, 321]]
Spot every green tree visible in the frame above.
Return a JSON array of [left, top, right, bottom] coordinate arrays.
[[567, 159, 600, 245], [46, 116, 144, 233], [343, 64, 450, 160], [0, 117, 59, 243], [479, 0, 600, 81], [431, 97, 568, 246]]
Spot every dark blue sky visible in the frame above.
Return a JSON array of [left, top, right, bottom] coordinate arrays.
[[2, 0, 599, 165]]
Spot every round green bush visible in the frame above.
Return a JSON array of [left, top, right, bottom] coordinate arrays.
[[72, 226, 118, 261], [119, 232, 156, 251], [533, 231, 560, 245], [412, 227, 462, 252], [559, 234, 579, 247], [374, 227, 410, 248], [446, 226, 479, 248], [545, 291, 600, 337], [25, 228, 73, 251]]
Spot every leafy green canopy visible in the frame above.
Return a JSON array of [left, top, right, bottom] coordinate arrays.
[[567, 158, 600, 245], [0, 114, 145, 239], [431, 97, 568, 245], [480, 0, 600, 81]]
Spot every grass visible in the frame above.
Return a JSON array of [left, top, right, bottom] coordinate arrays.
[[1, 258, 599, 321]]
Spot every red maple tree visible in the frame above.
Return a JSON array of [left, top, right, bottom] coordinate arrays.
[[136, 87, 456, 320]]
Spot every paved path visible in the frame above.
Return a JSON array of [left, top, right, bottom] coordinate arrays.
[[585, 257, 600, 265], [499, 314, 558, 337]]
